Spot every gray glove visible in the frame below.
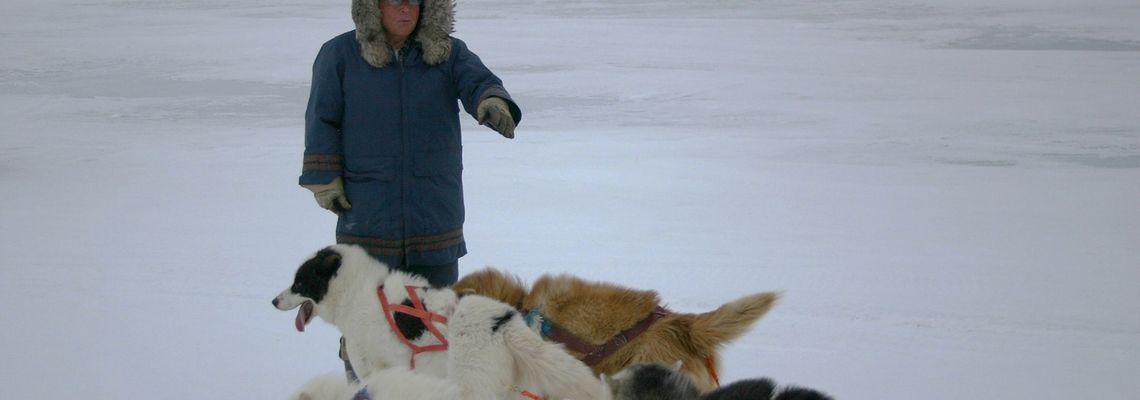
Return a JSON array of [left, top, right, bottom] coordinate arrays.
[[302, 177, 351, 215], [477, 96, 516, 139]]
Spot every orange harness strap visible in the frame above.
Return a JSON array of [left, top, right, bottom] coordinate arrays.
[[705, 355, 721, 387], [506, 384, 544, 400], [377, 285, 449, 370]]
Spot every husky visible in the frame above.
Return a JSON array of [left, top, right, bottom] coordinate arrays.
[[273, 245, 456, 379], [454, 267, 781, 392], [600, 363, 833, 400]]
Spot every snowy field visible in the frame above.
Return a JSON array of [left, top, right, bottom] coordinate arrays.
[[2, 0, 1139, 399]]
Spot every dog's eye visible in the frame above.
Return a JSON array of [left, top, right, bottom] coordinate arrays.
[[292, 283, 303, 291]]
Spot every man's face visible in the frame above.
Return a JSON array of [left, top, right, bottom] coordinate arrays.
[[381, 0, 420, 42]]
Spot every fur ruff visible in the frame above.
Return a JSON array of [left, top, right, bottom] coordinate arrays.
[[351, 0, 454, 67], [454, 267, 782, 393]]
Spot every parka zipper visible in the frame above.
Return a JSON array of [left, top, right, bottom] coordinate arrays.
[[397, 44, 411, 260]]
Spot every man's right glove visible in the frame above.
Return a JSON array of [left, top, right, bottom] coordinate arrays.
[[302, 176, 351, 215]]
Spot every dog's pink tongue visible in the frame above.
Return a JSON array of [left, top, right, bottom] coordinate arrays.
[[295, 302, 313, 332], [295, 309, 306, 332]]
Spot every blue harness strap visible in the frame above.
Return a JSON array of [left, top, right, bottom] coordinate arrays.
[[523, 308, 552, 337]]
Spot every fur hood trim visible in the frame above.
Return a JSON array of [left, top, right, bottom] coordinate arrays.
[[352, 0, 455, 67]]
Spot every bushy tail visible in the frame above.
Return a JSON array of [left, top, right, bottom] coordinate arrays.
[[690, 292, 780, 351]]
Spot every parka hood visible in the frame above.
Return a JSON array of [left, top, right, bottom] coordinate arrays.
[[352, 0, 455, 67]]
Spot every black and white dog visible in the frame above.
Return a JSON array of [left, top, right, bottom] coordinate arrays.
[[275, 245, 601, 400]]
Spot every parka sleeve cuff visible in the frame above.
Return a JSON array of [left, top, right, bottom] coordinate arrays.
[[298, 154, 342, 186]]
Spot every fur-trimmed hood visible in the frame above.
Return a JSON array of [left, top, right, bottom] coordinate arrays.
[[352, 0, 455, 67]]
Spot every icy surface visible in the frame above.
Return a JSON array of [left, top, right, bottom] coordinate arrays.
[[2, 0, 1138, 399]]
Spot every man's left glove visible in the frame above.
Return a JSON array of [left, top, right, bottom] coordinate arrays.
[[477, 96, 516, 139]]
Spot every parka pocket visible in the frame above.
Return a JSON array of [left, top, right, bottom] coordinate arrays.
[[413, 147, 463, 177], [344, 156, 397, 182]]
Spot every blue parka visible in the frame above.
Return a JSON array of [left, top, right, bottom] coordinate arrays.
[[299, 29, 521, 267]]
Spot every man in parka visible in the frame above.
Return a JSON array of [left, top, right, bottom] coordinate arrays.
[[300, 0, 521, 289]]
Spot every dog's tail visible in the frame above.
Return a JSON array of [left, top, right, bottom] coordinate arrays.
[[690, 291, 780, 350], [454, 267, 528, 309]]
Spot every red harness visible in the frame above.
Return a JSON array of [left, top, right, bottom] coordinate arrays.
[[376, 286, 548, 399], [377, 285, 449, 370]]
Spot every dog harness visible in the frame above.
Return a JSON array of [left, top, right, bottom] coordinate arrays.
[[377, 285, 449, 370], [527, 306, 671, 366], [526, 306, 721, 387]]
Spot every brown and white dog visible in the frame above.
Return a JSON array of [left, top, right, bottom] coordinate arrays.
[[455, 268, 781, 393]]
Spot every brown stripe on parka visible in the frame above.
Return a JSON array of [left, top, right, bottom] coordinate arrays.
[[303, 154, 342, 172], [337, 228, 464, 256]]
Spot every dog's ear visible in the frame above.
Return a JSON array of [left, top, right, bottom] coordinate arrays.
[[316, 249, 342, 279]]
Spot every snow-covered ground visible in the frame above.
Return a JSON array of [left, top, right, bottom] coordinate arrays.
[[2, 0, 1138, 398]]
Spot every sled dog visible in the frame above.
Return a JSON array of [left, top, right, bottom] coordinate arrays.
[[600, 362, 833, 400], [455, 267, 780, 392]]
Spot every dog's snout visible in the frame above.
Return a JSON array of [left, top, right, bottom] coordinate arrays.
[[272, 297, 279, 307]]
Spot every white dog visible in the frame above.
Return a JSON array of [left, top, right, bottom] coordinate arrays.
[[275, 245, 602, 399]]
